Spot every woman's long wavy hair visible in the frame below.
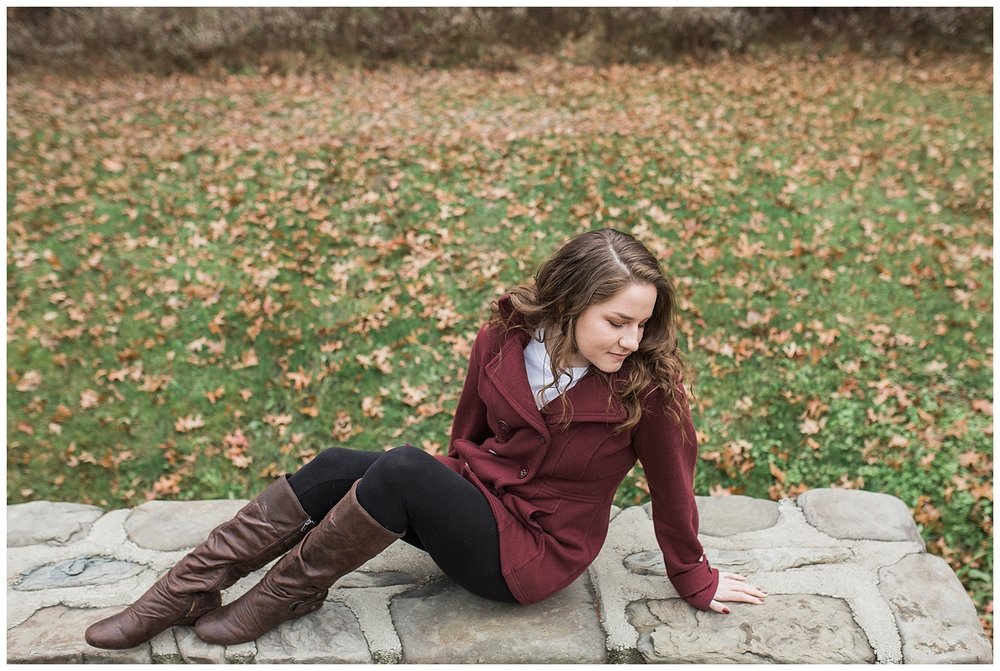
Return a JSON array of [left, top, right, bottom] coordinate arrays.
[[491, 228, 691, 433]]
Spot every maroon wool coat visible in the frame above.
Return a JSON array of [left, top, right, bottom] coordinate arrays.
[[436, 298, 720, 610]]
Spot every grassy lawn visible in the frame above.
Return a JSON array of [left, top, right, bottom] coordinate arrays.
[[7, 52, 992, 634]]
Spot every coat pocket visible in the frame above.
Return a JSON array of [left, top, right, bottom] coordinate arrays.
[[506, 494, 557, 533]]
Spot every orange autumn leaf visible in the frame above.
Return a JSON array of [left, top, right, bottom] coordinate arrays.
[[174, 415, 205, 433]]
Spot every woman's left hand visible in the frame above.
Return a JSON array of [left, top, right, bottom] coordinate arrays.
[[708, 572, 767, 614]]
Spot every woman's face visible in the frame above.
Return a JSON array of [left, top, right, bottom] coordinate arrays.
[[570, 283, 657, 372]]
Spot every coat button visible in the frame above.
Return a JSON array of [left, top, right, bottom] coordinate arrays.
[[518, 467, 528, 478], [490, 486, 499, 496], [498, 420, 510, 438], [537, 434, 546, 444]]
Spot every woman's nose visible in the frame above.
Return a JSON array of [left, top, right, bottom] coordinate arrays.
[[620, 330, 640, 351]]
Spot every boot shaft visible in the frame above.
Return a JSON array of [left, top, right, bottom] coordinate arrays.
[[194, 481, 404, 646], [85, 476, 313, 650], [174, 476, 315, 594]]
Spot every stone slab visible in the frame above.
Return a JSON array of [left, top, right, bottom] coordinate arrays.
[[695, 495, 781, 536], [124, 498, 248, 551], [7, 605, 152, 663], [6, 495, 991, 666], [338, 570, 417, 588], [628, 595, 875, 663], [150, 629, 184, 664], [625, 546, 853, 576], [255, 601, 371, 663], [175, 626, 226, 663], [392, 575, 607, 663], [7, 501, 105, 547], [14, 555, 146, 591], [878, 553, 993, 663], [796, 488, 924, 546], [225, 641, 258, 663]]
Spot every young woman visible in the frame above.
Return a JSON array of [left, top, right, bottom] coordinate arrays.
[[86, 228, 765, 649]]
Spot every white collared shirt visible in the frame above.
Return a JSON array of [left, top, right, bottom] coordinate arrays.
[[523, 328, 590, 410]]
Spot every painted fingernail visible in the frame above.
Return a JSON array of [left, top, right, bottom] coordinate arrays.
[[723, 608, 730, 614]]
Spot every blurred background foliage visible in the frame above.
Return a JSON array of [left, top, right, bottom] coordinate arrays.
[[7, 6, 992, 75]]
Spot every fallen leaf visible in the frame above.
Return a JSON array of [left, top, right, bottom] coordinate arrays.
[[287, 368, 312, 390], [80, 390, 100, 408], [15, 370, 42, 392], [799, 418, 822, 435], [769, 462, 786, 484], [174, 415, 205, 433], [971, 399, 992, 415]]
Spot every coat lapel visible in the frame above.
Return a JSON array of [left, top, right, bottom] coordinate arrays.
[[484, 331, 550, 437], [484, 328, 627, 432], [548, 373, 627, 425]]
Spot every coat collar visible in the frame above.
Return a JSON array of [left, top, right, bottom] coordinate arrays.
[[484, 302, 627, 431]]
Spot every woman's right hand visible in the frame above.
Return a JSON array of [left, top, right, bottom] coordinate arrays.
[[708, 572, 767, 614]]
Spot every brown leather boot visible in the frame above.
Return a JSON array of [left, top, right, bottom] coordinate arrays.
[[85, 476, 315, 649], [194, 481, 403, 645]]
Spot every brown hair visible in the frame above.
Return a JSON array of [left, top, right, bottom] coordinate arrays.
[[491, 228, 691, 432]]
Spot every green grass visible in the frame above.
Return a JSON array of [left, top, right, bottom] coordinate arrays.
[[7, 53, 992, 634]]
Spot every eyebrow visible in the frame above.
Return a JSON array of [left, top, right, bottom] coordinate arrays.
[[611, 311, 653, 322]]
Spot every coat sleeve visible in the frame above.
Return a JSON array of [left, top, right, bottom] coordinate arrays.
[[448, 323, 494, 451], [632, 384, 719, 611]]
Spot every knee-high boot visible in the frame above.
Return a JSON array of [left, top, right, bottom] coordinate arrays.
[[85, 477, 315, 649], [194, 480, 403, 645]]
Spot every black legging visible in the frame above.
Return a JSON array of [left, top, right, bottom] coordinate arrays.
[[287, 445, 516, 603]]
